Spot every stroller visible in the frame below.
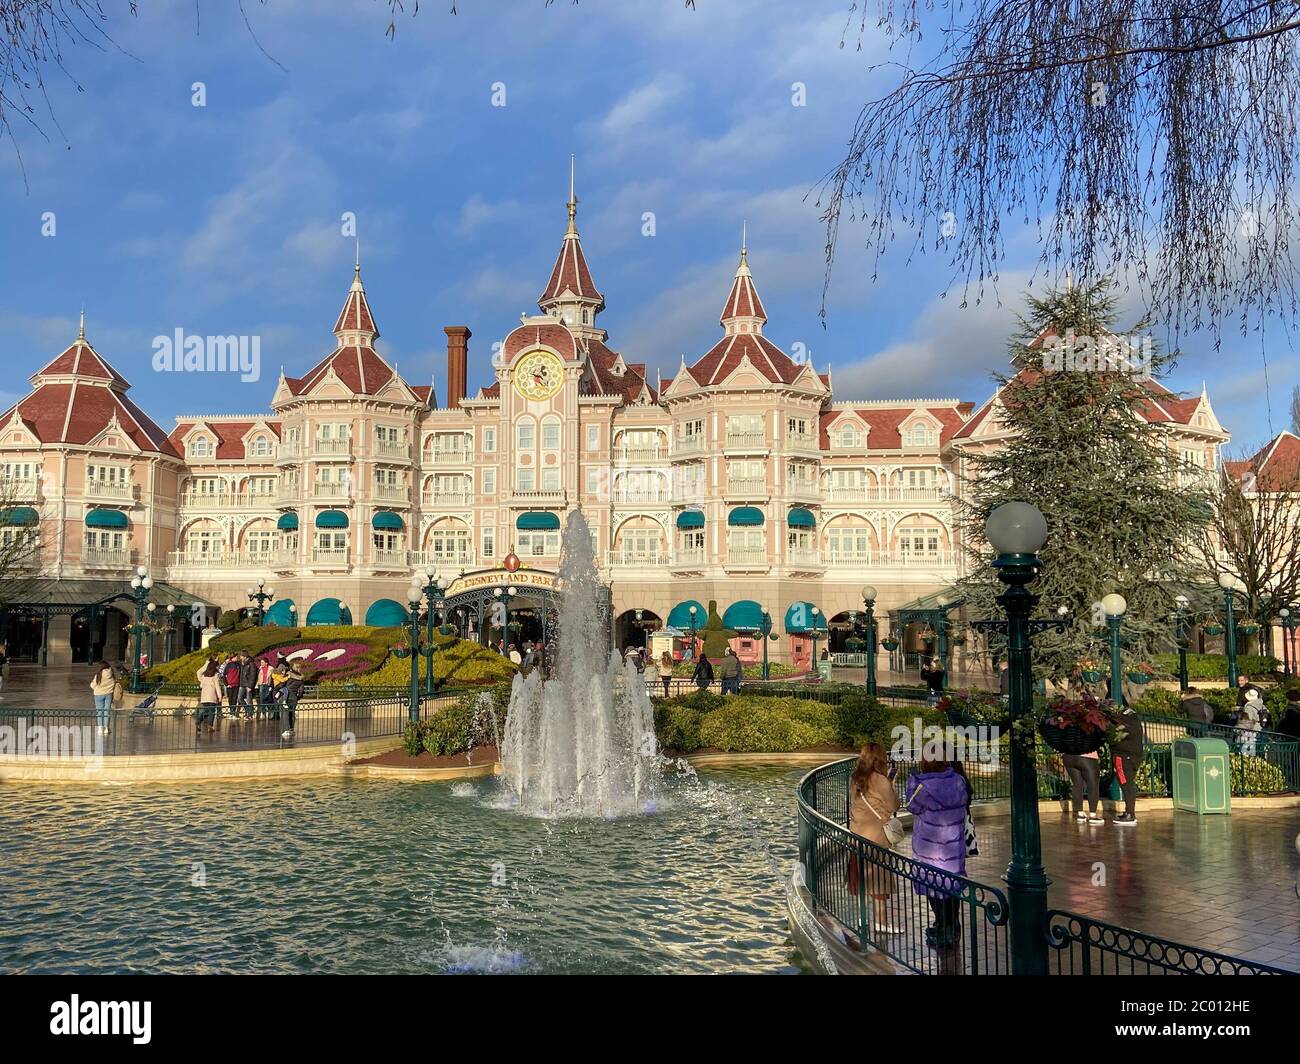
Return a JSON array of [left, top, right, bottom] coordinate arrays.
[[128, 681, 166, 723]]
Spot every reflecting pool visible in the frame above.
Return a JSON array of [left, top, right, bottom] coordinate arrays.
[[0, 765, 805, 974]]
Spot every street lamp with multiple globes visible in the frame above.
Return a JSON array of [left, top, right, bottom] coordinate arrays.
[[164, 603, 176, 662], [247, 578, 274, 626], [1218, 573, 1244, 687], [861, 585, 878, 695], [128, 565, 154, 693], [494, 584, 518, 653], [404, 587, 425, 722], [411, 567, 447, 697], [1101, 593, 1127, 704], [1173, 594, 1191, 691], [968, 501, 1066, 975]]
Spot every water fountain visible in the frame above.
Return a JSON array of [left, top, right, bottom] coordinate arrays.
[[499, 509, 660, 817]]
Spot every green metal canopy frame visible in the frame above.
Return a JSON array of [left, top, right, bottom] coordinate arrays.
[[889, 586, 964, 670]]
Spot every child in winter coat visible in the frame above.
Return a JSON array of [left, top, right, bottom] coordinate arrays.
[[906, 757, 971, 950], [1238, 688, 1264, 757]]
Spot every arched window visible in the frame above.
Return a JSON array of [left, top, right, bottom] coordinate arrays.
[[541, 415, 561, 451], [582, 309, 590, 324], [836, 426, 861, 449], [251, 436, 270, 457], [516, 417, 536, 451], [189, 436, 213, 458]]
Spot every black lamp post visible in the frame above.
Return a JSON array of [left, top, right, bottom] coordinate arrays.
[[495, 583, 517, 653], [405, 590, 423, 722], [411, 567, 447, 697], [861, 585, 878, 695], [128, 565, 154, 694], [759, 609, 773, 680], [1102, 593, 1127, 704], [247, 578, 274, 626], [688, 604, 699, 660], [1173, 594, 1191, 692], [809, 606, 822, 669], [1281, 608, 1295, 679], [1219, 573, 1242, 688], [164, 603, 176, 663], [969, 501, 1065, 976]]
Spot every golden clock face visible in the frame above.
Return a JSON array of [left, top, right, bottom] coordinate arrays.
[[513, 349, 564, 401]]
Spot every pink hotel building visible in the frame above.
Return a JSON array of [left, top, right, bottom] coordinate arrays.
[[0, 195, 1230, 668]]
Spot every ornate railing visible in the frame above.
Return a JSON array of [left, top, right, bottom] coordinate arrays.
[[797, 758, 1295, 975], [1047, 911, 1291, 975], [798, 758, 1011, 974], [1136, 711, 1300, 796]]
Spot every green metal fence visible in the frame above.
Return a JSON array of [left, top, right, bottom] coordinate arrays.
[[1136, 711, 1300, 796], [797, 759, 1294, 976]]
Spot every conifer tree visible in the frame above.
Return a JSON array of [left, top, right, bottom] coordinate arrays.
[[955, 279, 1214, 684]]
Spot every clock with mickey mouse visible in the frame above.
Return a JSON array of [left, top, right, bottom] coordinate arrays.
[[513, 349, 565, 401]]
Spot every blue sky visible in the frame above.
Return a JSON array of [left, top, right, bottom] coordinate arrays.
[[1, 0, 1295, 453]]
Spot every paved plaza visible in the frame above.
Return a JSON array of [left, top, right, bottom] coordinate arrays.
[[952, 807, 1300, 971]]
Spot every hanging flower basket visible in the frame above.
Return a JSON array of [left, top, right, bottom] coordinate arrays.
[[1238, 622, 1260, 635], [882, 638, 900, 652], [1080, 669, 1106, 683], [1126, 671, 1153, 685], [1039, 720, 1107, 754], [392, 646, 411, 659], [1203, 624, 1224, 636]]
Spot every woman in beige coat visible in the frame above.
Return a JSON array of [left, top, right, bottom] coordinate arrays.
[[846, 742, 903, 934]]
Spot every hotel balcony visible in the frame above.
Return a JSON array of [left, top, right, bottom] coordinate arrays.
[[786, 432, 820, 455], [85, 480, 136, 503], [605, 548, 668, 568], [165, 550, 279, 572], [274, 484, 305, 505], [373, 484, 410, 503], [672, 486, 709, 507], [724, 547, 770, 572], [511, 488, 565, 505], [370, 549, 409, 570], [0, 478, 43, 500], [613, 487, 672, 505], [823, 486, 948, 504], [822, 549, 956, 570], [422, 491, 471, 508], [671, 547, 707, 569], [669, 437, 707, 458], [82, 547, 133, 570], [724, 477, 768, 499], [179, 492, 278, 512], [408, 549, 476, 571], [311, 482, 352, 500], [275, 443, 302, 464], [373, 440, 411, 462], [785, 548, 824, 568], [312, 438, 353, 459], [724, 431, 767, 453], [425, 448, 472, 467], [309, 548, 351, 569], [786, 481, 820, 503], [613, 445, 666, 464]]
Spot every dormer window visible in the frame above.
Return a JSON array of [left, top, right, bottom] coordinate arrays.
[[836, 426, 862, 449], [906, 424, 935, 448], [251, 436, 271, 457], [190, 437, 213, 458]]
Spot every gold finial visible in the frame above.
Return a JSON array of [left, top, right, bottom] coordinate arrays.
[[566, 154, 578, 233]]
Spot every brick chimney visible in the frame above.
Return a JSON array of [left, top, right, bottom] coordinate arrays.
[[443, 326, 471, 409]]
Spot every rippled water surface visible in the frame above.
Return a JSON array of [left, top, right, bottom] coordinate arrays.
[[1, 766, 805, 974]]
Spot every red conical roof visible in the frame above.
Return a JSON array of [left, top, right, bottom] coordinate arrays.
[[720, 246, 766, 325]]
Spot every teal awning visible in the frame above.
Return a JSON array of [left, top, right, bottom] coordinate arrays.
[[306, 597, 352, 625], [1, 506, 39, 527], [785, 601, 827, 633], [676, 509, 705, 530], [315, 509, 349, 529], [364, 598, 408, 626], [85, 508, 128, 530], [263, 599, 296, 626], [516, 511, 560, 531], [787, 506, 816, 528], [723, 600, 766, 632], [372, 511, 404, 531], [728, 506, 764, 527], [667, 599, 706, 629], [276, 512, 299, 531]]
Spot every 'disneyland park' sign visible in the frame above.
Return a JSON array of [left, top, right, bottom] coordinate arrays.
[[443, 567, 559, 601]]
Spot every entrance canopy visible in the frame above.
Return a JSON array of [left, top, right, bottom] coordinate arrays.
[[723, 600, 766, 632], [517, 511, 561, 530], [784, 601, 828, 633], [667, 599, 706, 629], [86, 508, 129, 530]]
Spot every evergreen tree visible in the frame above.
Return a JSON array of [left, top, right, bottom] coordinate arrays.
[[955, 279, 1213, 685]]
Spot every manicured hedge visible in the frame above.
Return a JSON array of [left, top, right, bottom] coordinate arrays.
[[403, 682, 513, 757], [697, 696, 840, 752], [1151, 653, 1280, 680]]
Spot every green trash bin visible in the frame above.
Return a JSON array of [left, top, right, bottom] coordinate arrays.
[[817, 660, 833, 682], [1171, 737, 1231, 814]]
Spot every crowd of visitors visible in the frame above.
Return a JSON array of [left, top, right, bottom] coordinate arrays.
[[195, 651, 304, 738]]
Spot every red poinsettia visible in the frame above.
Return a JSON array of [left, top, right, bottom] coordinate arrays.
[[1042, 691, 1117, 735]]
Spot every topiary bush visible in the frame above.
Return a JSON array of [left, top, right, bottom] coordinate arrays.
[[832, 689, 887, 748], [697, 696, 839, 752]]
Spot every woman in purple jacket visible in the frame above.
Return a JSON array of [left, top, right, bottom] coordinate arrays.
[[906, 756, 971, 950]]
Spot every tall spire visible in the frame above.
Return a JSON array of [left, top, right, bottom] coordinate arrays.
[[334, 255, 378, 346], [77, 307, 86, 344], [355, 236, 361, 275], [720, 230, 767, 334], [539, 156, 605, 333]]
